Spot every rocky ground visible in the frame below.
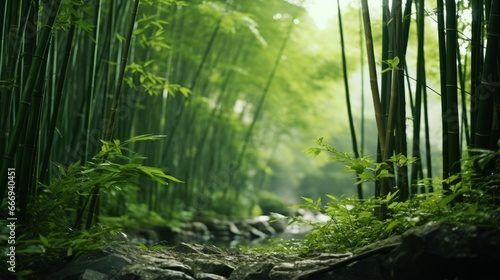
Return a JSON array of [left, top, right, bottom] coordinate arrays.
[[40, 222, 499, 280]]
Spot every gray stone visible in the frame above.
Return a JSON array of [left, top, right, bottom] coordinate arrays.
[[186, 258, 235, 277], [172, 242, 207, 255], [268, 262, 296, 280], [201, 245, 224, 255], [80, 269, 108, 280], [247, 226, 268, 239], [46, 251, 132, 280], [141, 256, 194, 276], [229, 262, 274, 280], [120, 265, 196, 280], [195, 272, 228, 280], [380, 222, 500, 280], [315, 255, 384, 280], [247, 218, 276, 236]]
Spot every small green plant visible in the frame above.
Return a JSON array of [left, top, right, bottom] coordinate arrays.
[[285, 194, 388, 254], [306, 137, 417, 186], [4, 134, 182, 277]]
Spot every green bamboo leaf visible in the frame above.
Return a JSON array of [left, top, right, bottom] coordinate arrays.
[[439, 192, 459, 206], [144, 59, 155, 67], [150, 21, 164, 29], [302, 197, 314, 204], [97, 163, 121, 172], [386, 220, 400, 231], [325, 194, 338, 201], [305, 147, 322, 156], [162, 174, 183, 183], [154, 29, 165, 37], [380, 56, 400, 74], [390, 56, 400, 68], [39, 234, 50, 247], [81, 168, 95, 174], [56, 163, 67, 177], [137, 242, 148, 250], [55, 127, 63, 138], [465, 204, 478, 215], [115, 32, 125, 42], [477, 153, 496, 170], [179, 87, 191, 97], [120, 163, 142, 170], [385, 191, 399, 202], [114, 154, 133, 161], [124, 134, 168, 144]]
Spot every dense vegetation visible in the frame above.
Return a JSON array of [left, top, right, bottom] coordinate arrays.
[[1, 0, 499, 278]]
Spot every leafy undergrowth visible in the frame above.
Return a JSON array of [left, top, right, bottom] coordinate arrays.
[[244, 183, 499, 256], [243, 140, 500, 255], [0, 135, 182, 278]]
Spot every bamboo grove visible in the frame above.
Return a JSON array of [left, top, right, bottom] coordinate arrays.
[[356, 0, 500, 206], [1, 0, 499, 234], [0, 0, 334, 231]]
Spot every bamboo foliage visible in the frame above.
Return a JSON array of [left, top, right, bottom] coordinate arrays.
[[0, 0, 305, 227]]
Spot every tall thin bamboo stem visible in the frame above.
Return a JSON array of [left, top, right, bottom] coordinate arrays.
[[469, 0, 483, 149], [444, 0, 461, 186], [436, 0, 449, 185], [85, 0, 141, 229], [337, 0, 362, 199], [411, 0, 425, 195], [360, 0, 386, 160], [83, 0, 102, 164]]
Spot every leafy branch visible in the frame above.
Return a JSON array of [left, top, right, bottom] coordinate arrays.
[[306, 137, 417, 185]]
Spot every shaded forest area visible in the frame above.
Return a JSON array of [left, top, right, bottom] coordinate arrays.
[[1, 0, 500, 277]]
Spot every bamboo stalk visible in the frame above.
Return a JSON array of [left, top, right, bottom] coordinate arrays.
[[85, 0, 141, 229], [382, 0, 405, 198], [411, 0, 425, 196], [0, 0, 62, 203], [423, 72, 433, 193], [83, 0, 102, 164], [469, 0, 483, 149], [474, 0, 500, 150], [39, 21, 76, 183], [17, 40, 51, 224], [436, 0, 449, 185], [337, 0, 362, 199], [444, 0, 461, 185], [360, 0, 386, 158]]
